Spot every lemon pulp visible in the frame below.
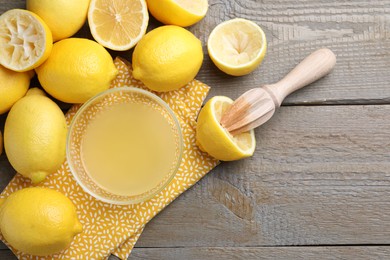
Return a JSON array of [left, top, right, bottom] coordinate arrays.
[[88, 0, 149, 51], [196, 96, 255, 161], [81, 102, 178, 196], [213, 99, 254, 152], [0, 9, 52, 72], [208, 18, 267, 76]]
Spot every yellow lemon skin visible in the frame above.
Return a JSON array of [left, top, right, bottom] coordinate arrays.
[[196, 96, 255, 161], [0, 187, 82, 256], [27, 0, 90, 42], [207, 18, 267, 76], [132, 25, 203, 92], [0, 66, 34, 115], [146, 0, 208, 27], [4, 95, 67, 183], [26, 87, 46, 96], [36, 38, 118, 103]]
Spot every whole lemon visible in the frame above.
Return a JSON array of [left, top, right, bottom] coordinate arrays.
[[132, 25, 203, 92], [4, 95, 67, 183], [36, 38, 118, 103], [0, 187, 82, 256], [0, 65, 34, 115], [27, 0, 90, 42]]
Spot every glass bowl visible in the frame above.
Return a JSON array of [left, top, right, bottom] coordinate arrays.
[[67, 87, 183, 205]]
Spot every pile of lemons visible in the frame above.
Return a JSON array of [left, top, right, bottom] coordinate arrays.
[[0, 0, 268, 256]]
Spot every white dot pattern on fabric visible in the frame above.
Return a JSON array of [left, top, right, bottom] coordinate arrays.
[[0, 57, 219, 260]]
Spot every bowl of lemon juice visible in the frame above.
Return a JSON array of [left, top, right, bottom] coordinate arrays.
[[67, 87, 183, 204]]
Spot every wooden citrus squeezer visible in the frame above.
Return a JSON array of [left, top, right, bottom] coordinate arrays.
[[220, 48, 337, 135]]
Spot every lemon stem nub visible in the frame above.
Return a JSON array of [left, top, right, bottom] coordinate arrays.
[[30, 171, 48, 184], [73, 220, 83, 234]]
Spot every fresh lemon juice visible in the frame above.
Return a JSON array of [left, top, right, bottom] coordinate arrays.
[[80, 102, 178, 197]]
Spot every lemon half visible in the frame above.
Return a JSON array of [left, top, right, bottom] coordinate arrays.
[[208, 18, 267, 76], [147, 0, 208, 27], [0, 9, 52, 72], [196, 96, 256, 161], [88, 0, 149, 51]]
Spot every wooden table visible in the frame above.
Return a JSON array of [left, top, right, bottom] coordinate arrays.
[[1, 0, 390, 259]]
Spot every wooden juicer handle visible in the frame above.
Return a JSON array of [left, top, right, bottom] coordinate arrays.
[[221, 48, 337, 135], [263, 48, 337, 107]]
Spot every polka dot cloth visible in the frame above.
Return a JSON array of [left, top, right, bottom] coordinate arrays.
[[0, 57, 219, 259]]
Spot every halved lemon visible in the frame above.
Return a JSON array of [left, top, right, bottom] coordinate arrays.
[[147, 0, 208, 27], [88, 0, 149, 51], [0, 9, 52, 72], [208, 18, 267, 76], [196, 96, 256, 161]]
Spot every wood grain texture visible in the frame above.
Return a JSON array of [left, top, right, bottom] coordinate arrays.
[[129, 246, 390, 260], [221, 48, 336, 134], [4, 104, 390, 255], [194, 0, 390, 105], [2, 246, 390, 260], [134, 105, 390, 247], [2, 0, 389, 105], [1, 0, 390, 259], [0, 115, 15, 193], [0, 250, 17, 259], [0, 0, 25, 11]]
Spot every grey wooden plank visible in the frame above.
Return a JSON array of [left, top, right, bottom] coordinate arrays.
[[0, 0, 25, 12], [0, 115, 15, 192], [0, 0, 389, 258], [0, 153, 15, 192], [134, 104, 390, 247], [2, 246, 390, 260], [2, 105, 390, 248], [0, 250, 16, 260], [0, 114, 14, 256], [194, 0, 390, 105], [1, 0, 389, 105], [0, 242, 8, 250], [129, 246, 390, 260]]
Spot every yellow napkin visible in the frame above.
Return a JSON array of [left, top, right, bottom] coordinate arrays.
[[0, 57, 219, 259]]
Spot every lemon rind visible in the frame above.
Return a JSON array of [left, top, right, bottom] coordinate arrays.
[[88, 0, 149, 51], [207, 18, 267, 70], [172, 0, 209, 17], [0, 9, 52, 72], [209, 96, 256, 156]]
